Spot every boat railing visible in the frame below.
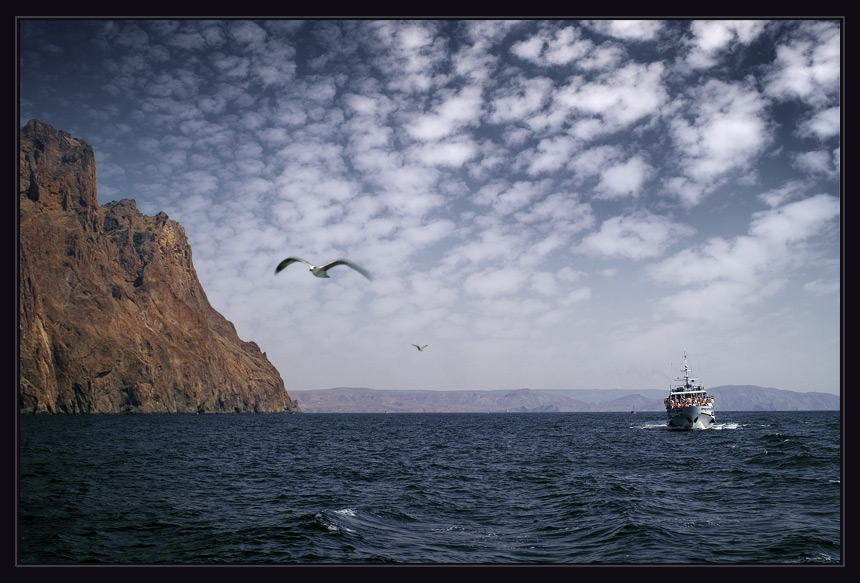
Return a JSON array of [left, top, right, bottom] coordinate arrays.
[[663, 396, 714, 409]]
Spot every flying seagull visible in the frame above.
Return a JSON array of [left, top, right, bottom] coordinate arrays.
[[275, 257, 373, 281], [412, 344, 428, 351]]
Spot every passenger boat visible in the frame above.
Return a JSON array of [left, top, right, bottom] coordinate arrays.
[[664, 352, 715, 430]]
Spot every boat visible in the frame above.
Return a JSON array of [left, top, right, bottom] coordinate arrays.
[[664, 352, 715, 430]]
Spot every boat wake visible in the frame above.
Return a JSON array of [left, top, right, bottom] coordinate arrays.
[[711, 422, 740, 430], [634, 421, 738, 431], [635, 422, 671, 430]]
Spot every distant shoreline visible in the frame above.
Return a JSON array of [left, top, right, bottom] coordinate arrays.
[[290, 386, 840, 414]]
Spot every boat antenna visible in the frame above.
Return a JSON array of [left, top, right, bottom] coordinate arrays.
[[667, 338, 673, 386]]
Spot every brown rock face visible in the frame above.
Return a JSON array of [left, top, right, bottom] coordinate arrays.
[[18, 119, 300, 414]]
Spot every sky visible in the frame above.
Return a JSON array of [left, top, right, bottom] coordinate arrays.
[[18, 19, 842, 395]]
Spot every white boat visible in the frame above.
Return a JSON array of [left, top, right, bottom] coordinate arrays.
[[664, 352, 715, 430]]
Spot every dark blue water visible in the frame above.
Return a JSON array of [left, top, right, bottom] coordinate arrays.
[[17, 411, 841, 564]]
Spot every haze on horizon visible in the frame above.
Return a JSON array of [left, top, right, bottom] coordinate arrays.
[[18, 19, 842, 395]]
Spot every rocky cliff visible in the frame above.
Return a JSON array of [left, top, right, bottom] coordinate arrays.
[[18, 119, 300, 414]]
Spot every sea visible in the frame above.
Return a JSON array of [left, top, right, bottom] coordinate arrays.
[[17, 410, 842, 566]]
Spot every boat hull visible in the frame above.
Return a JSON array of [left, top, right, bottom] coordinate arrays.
[[666, 406, 715, 430]]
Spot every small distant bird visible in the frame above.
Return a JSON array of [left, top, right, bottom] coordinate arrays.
[[275, 257, 373, 281], [412, 344, 428, 351]]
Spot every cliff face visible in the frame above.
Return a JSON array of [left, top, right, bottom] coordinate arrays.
[[18, 119, 300, 414]]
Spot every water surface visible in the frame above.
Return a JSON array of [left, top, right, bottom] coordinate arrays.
[[18, 411, 841, 564]]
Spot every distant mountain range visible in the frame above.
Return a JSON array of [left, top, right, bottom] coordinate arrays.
[[291, 385, 840, 413]]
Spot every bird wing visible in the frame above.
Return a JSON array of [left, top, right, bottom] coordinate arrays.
[[275, 257, 311, 274], [323, 259, 373, 281]]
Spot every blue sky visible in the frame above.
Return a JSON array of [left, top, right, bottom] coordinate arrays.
[[18, 19, 842, 395]]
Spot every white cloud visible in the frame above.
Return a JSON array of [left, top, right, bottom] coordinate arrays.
[[649, 194, 840, 324], [522, 135, 579, 175], [568, 144, 623, 176], [764, 21, 840, 107], [577, 213, 695, 260], [464, 267, 529, 297], [445, 226, 524, 267], [748, 193, 840, 244], [510, 24, 594, 66], [513, 193, 595, 240], [475, 180, 546, 216], [555, 62, 668, 132], [406, 85, 484, 141], [656, 279, 785, 326], [412, 137, 478, 167], [798, 106, 840, 140], [685, 20, 768, 69], [667, 79, 770, 205], [487, 76, 553, 124], [793, 150, 838, 177], [585, 20, 664, 41], [594, 155, 654, 199], [531, 271, 558, 296], [562, 286, 592, 306], [368, 20, 450, 94], [229, 20, 267, 47], [757, 180, 810, 208]]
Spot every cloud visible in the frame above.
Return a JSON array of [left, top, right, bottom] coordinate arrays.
[[510, 23, 594, 66], [406, 85, 484, 141], [748, 193, 840, 244], [474, 180, 547, 216], [444, 226, 525, 267], [803, 279, 839, 296], [756, 180, 811, 208], [593, 155, 654, 199], [685, 20, 768, 69], [793, 150, 838, 177], [577, 212, 695, 260], [763, 20, 840, 108], [464, 267, 529, 297], [531, 271, 558, 296], [229, 20, 267, 47], [452, 21, 518, 82], [514, 192, 594, 233], [412, 137, 479, 167], [798, 106, 840, 140], [521, 135, 579, 175], [487, 75, 553, 124], [666, 79, 770, 205], [585, 19, 665, 42], [562, 286, 592, 306], [649, 194, 840, 324], [367, 20, 450, 94], [555, 62, 668, 133], [655, 279, 786, 326]]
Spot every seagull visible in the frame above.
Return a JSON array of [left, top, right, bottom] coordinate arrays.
[[275, 257, 373, 281], [412, 344, 428, 351]]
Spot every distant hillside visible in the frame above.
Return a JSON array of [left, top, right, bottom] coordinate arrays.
[[708, 385, 840, 411], [291, 386, 840, 413]]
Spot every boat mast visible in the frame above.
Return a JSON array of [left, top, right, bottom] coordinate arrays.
[[671, 350, 695, 391], [682, 351, 691, 387]]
